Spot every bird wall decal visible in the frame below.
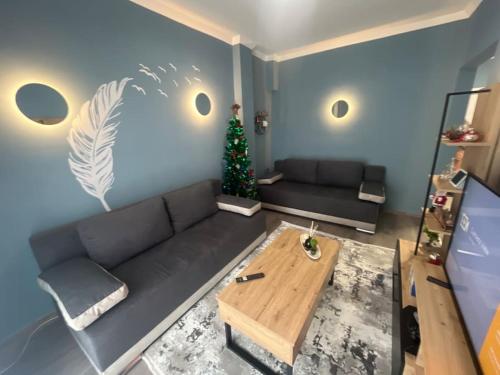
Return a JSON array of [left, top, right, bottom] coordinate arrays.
[[169, 63, 177, 72], [172, 79, 179, 88], [192, 65, 200, 72], [158, 65, 167, 73], [157, 89, 169, 98], [184, 77, 192, 85], [139, 68, 161, 84], [131, 84, 146, 95]]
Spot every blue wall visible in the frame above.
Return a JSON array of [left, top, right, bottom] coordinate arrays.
[[0, 0, 234, 342], [272, 22, 473, 214]]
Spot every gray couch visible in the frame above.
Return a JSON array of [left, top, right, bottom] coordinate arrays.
[[30, 180, 266, 374], [258, 159, 386, 233]]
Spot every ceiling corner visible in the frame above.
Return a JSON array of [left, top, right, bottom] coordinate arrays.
[[130, 0, 236, 45], [463, 0, 483, 17]]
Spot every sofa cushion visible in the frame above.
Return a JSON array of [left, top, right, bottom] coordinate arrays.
[[71, 210, 266, 371], [38, 258, 128, 331], [77, 197, 173, 269], [163, 180, 218, 233], [317, 160, 364, 188], [359, 181, 386, 204], [216, 194, 261, 216], [259, 181, 379, 224], [257, 171, 283, 185], [278, 159, 318, 184]]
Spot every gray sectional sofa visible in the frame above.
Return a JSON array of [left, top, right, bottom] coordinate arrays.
[[30, 180, 265, 374], [258, 159, 386, 233]]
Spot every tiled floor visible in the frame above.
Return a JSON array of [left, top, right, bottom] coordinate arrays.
[[0, 210, 418, 375]]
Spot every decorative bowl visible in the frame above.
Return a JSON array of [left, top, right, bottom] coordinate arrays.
[[299, 233, 322, 260]]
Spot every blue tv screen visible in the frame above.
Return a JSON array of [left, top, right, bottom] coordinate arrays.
[[445, 175, 500, 360]]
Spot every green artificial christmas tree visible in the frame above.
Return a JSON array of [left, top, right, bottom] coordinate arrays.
[[222, 104, 258, 199]]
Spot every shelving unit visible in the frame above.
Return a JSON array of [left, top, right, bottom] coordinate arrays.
[[440, 140, 491, 147], [395, 84, 500, 375], [424, 210, 451, 236], [394, 240, 478, 375], [431, 175, 462, 194], [414, 83, 500, 258]]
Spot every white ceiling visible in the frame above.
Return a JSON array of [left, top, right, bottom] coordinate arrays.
[[132, 0, 482, 61]]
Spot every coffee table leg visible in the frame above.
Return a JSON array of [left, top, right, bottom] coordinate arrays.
[[225, 322, 232, 345], [328, 270, 335, 286], [224, 323, 293, 375]]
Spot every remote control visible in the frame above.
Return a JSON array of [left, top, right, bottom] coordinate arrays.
[[236, 273, 265, 283], [426, 276, 451, 289]]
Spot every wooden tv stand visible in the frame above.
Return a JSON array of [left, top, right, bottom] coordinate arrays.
[[394, 239, 478, 375]]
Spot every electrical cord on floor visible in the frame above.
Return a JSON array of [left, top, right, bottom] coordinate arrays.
[[0, 315, 59, 375]]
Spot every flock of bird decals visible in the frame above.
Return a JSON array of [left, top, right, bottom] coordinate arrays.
[[132, 63, 203, 99]]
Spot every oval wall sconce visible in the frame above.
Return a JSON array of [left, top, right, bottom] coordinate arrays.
[[331, 100, 349, 119], [16, 83, 68, 125], [195, 92, 211, 116]]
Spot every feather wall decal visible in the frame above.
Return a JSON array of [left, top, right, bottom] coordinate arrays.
[[67, 77, 132, 211], [172, 79, 179, 88], [158, 65, 167, 73], [184, 77, 192, 85], [192, 65, 200, 72], [193, 77, 202, 83], [169, 63, 177, 72]]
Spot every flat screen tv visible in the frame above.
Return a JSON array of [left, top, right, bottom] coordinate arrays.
[[445, 174, 500, 375]]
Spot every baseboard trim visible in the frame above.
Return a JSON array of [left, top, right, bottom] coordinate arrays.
[[101, 232, 267, 375], [261, 203, 376, 232]]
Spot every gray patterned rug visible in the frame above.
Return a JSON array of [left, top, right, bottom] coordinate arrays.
[[143, 222, 394, 375]]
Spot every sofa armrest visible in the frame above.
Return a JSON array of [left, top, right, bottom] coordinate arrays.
[[216, 194, 261, 216], [38, 258, 128, 331], [364, 165, 386, 183], [359, 181, 386, 204], [257, 171, 283, 185]]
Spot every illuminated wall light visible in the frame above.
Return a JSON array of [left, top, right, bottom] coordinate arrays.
[[1, 68, 79, 134], [322, 90, 359, 126], [184, 87, 216, 125], [15, 83, 69, 126], [195, 92, 211, 116]]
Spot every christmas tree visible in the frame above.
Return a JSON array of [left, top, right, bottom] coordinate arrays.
[[222, 104, 258, 199]]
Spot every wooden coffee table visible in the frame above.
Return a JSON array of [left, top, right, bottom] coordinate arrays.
[[217, 228, 341, 374]]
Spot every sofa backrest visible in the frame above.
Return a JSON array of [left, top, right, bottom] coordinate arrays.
[[30, 179, 221, 272], [317, 160, 364, 188], [30, 222, 89, 272], [275, 159, 318, 184], [163, 180, 218, 233], [77, 197, 173, 269], [274, 158, 379, 189]]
